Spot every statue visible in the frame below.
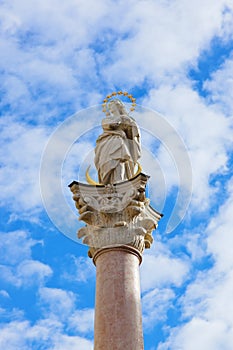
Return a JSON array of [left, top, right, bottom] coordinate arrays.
[[94, 99, 141, 184]]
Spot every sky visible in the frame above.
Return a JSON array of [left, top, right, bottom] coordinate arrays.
[[1, 0, 233, 349]]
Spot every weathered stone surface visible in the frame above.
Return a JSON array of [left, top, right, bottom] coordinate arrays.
[[69, 173, 163, 256]]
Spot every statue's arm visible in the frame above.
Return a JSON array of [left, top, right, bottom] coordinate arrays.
[[120, 115, 140, 139], [120, 115, 141, 161], [102, 117, 121, 131]]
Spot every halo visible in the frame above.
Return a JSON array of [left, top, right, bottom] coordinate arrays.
[[102, 91, 136, 115], [86, 162, 142, 185]]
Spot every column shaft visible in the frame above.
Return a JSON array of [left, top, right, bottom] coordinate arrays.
[[93, 246, 144, 350]]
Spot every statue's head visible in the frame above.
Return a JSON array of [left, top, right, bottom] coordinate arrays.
[[102, 91, 136, 116], [108, 99, 127, 116]]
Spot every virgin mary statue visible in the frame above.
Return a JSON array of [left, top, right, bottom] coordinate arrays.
[[94, 99, 141, 185]]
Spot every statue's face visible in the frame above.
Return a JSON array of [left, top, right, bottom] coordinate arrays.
[[108, 101, 119, 115]]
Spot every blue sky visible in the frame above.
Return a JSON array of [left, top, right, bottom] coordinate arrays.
[[1, 1, 233, 349]]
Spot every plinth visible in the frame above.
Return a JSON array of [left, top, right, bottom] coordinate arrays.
[[69, 173, 163, 350]]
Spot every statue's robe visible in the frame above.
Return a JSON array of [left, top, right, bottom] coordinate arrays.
[[94, 114, 141, 184]]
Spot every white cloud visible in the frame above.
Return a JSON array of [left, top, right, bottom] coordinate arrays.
[[143, 84, 231, 212], [142, 288, 175, 330], [158, 180, 233, 349], [0, 0, 232, 119], [102, 0, 233, 86], [38, 287, 94, 336], [204, 54, 233, 115], [141, 253, 188, 292], [0, 285, 94, 349], [62, 255, 95, 283], [0, 231, 38, 264], [0, 290, 10, 299], [51, 334, 93, 350], [0, 0, 110, 116], [0, 307, 24, 322], [0, 230, 52, 287], [141, 243, 189, 292], [206, 185, 233, 272], [0, 321, 31, 350], [0, 318, 93, 350], [159, 318, 233, 350], [68, 308, 94, 334], [0, 118, 49, 214], [0, 259, 52, 288], [39, 287, 76, 320], [0, 284, 94, 348], [16, 260, 52, 287]]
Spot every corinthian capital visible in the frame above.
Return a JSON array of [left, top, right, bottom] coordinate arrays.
[[69, 173, 163, 258]]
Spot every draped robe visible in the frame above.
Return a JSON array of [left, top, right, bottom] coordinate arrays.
[[94, 114, 141, 184]]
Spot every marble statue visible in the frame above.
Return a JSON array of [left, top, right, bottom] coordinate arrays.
[[94, 99, 141, 184]]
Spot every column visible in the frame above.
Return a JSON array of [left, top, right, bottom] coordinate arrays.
[[93, 246, 143, 350]]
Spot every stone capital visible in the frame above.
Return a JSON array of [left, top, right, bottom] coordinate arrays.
[[69, 173, 163, 258]]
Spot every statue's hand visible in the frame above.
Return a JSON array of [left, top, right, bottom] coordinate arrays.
[[102, 117, 121, 130], [120, 115, 131, 124]]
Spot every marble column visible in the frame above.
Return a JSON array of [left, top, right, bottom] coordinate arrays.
[[93, 246, 143, 350]]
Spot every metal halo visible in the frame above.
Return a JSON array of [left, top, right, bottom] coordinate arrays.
[[102, 91, 136, 115]]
